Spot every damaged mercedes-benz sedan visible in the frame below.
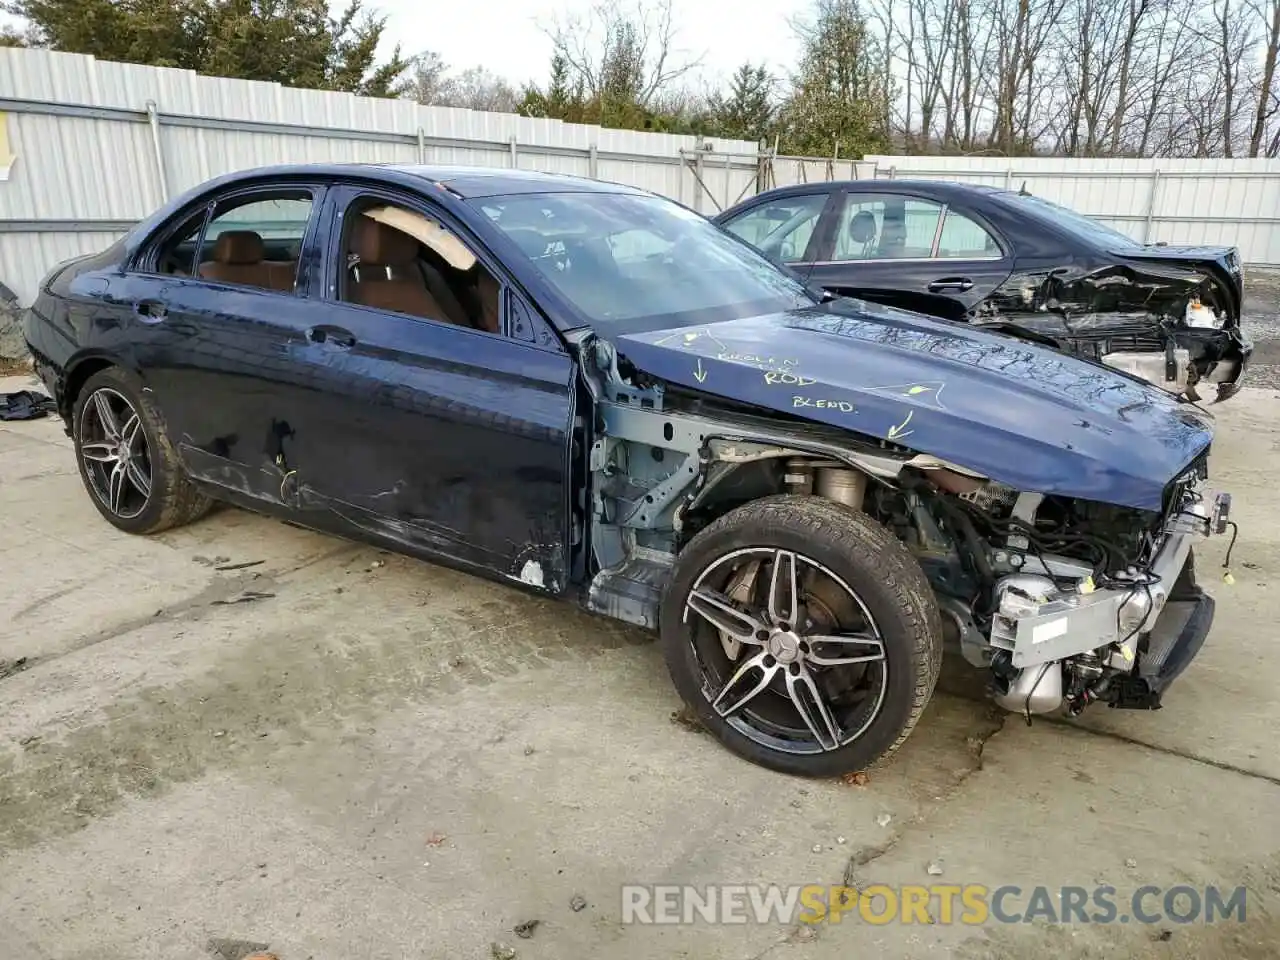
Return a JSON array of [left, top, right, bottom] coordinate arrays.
[[23, 164, 1234, 776], [715, 180, 1252, 403]]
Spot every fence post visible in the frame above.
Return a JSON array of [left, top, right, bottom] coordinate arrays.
[[1144, 169, 1162, 243], [417, 128, 426, 164], [144, 100, 169, 203], [693, 135, 705, 213], [509, 136, 519, 169], [588, 143, 598, 179]]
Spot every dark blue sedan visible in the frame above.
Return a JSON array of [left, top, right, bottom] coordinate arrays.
[[715, 180, 1252, 402], [22, 165, 1234, 777]]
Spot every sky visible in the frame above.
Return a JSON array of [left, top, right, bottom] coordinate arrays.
[[369, 0, 805, 92], [1, 0, 807, 93]]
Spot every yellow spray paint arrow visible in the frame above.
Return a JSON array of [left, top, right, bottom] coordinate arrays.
[[887, 409, 914, 441]]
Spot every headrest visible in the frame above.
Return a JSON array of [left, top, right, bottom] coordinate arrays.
[[848, 211, 878, 244], [212, 230, 264, 265], [351, 217, 418, 266]]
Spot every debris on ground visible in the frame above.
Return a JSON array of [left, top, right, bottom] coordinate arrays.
[[927, 861, 944, 876], [214, 560, 266, 572], [789, 924, 818, 943], [490, 942, 517, 960], [523, 746, 536, 756], [513, 919, 540, 939], [842, 771, 870, 787], [1152, 929, 1173, 942], [0, 390, 56, 421], [205, 938, 272, 960], [836, 836, 847, 844], [211, 591, 276, 606], [425, 832, 447, 847], [811, 844, 823, 853], [370, 560, 385, 570], [0, 656, 30, 681], [876, 813, 892, 828], [669, 705, 706, 733], [1125, 858, 1138, 868], [569, 894, 587, 912]]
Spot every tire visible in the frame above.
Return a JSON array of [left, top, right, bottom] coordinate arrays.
[[660, 494, 943, 777], [71, 366, 213, 535]]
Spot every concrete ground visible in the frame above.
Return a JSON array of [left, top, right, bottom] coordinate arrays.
[[3, 355, 1280, 958]]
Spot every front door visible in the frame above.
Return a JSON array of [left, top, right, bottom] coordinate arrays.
[[804, 191, 1014, 321], [279, 184, 576, 591]]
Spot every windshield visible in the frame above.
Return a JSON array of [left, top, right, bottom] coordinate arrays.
[[472, 192, 815, 330], [1003, 193, 1142, 249]]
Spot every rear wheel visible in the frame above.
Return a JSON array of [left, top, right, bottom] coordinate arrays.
[[72, 366, 213, 534], [660, 495, 943, 777]]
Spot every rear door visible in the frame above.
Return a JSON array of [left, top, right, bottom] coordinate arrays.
[[803, 188, 1014, 321], [276, 183, 577, 591], [112, 182, 328, 501]]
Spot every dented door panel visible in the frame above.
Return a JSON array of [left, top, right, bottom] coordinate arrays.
[[279, 302, 576, 592]]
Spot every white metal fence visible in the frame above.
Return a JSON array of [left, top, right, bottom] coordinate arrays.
[[0, 48, 763, 304], [5, 46, 1280, 308], [764, 154, 1280, 268]]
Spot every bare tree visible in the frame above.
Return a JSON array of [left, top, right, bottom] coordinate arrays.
[[540, 0, 703, 109]]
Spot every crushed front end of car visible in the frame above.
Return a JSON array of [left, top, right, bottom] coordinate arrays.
[[978, 250, 1252, 403], [885, 454, 1233, 719]]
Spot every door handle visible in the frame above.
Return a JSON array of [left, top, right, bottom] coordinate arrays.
[[927, 277, 974, 293], [133, 300, 168, 322], [306, 325, 357, 348]]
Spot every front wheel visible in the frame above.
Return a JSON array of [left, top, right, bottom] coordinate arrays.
[[660, 495, 943, 777]]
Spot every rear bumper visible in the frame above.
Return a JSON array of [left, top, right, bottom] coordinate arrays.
[[1099, 325, 1251, 403]]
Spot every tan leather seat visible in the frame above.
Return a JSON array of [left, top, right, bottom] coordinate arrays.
[[198, 230, 298, 291], [349, 219, 447, 321], [474, 269, 501, 334]]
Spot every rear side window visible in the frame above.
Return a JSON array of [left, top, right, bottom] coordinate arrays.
[[195, 194, 313, 294], [935, 210, 1001, 259], [143, 190, 314, 293], [831, 195, 943, 261]]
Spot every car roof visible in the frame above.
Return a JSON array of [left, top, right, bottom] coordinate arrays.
[[750, 179, 1012, 202], [211, 162, 647, 199]]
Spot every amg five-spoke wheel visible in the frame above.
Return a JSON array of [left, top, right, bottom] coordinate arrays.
[[71, 366, 213, 534], [661, 495, 943, 777], [687, 548, 888, 753], [79, 388, 153, 519]]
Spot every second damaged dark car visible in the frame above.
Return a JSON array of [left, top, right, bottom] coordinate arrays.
[[24, 165, 1234, 777], [715, 180, 1252, 402]]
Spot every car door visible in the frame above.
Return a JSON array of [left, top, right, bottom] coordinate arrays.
[[111, 182, 329, 501], [803, 188, 1014, 321], [717, 189, 840, 267], [275, 182, 576, 592]]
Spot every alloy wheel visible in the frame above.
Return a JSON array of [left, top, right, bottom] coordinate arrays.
[[683, 547, 888, 755], [79, 387, 154, 520]]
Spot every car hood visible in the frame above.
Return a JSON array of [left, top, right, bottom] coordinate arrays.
[[614, 298, 1213, 511]]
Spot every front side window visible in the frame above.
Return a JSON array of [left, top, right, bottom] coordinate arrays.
[[720, 193, 828, 264], [832, 195, 944, 261], [474, 192, 814, 330], [338, 197, 502, 334], [195, 193, 314, 293]]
